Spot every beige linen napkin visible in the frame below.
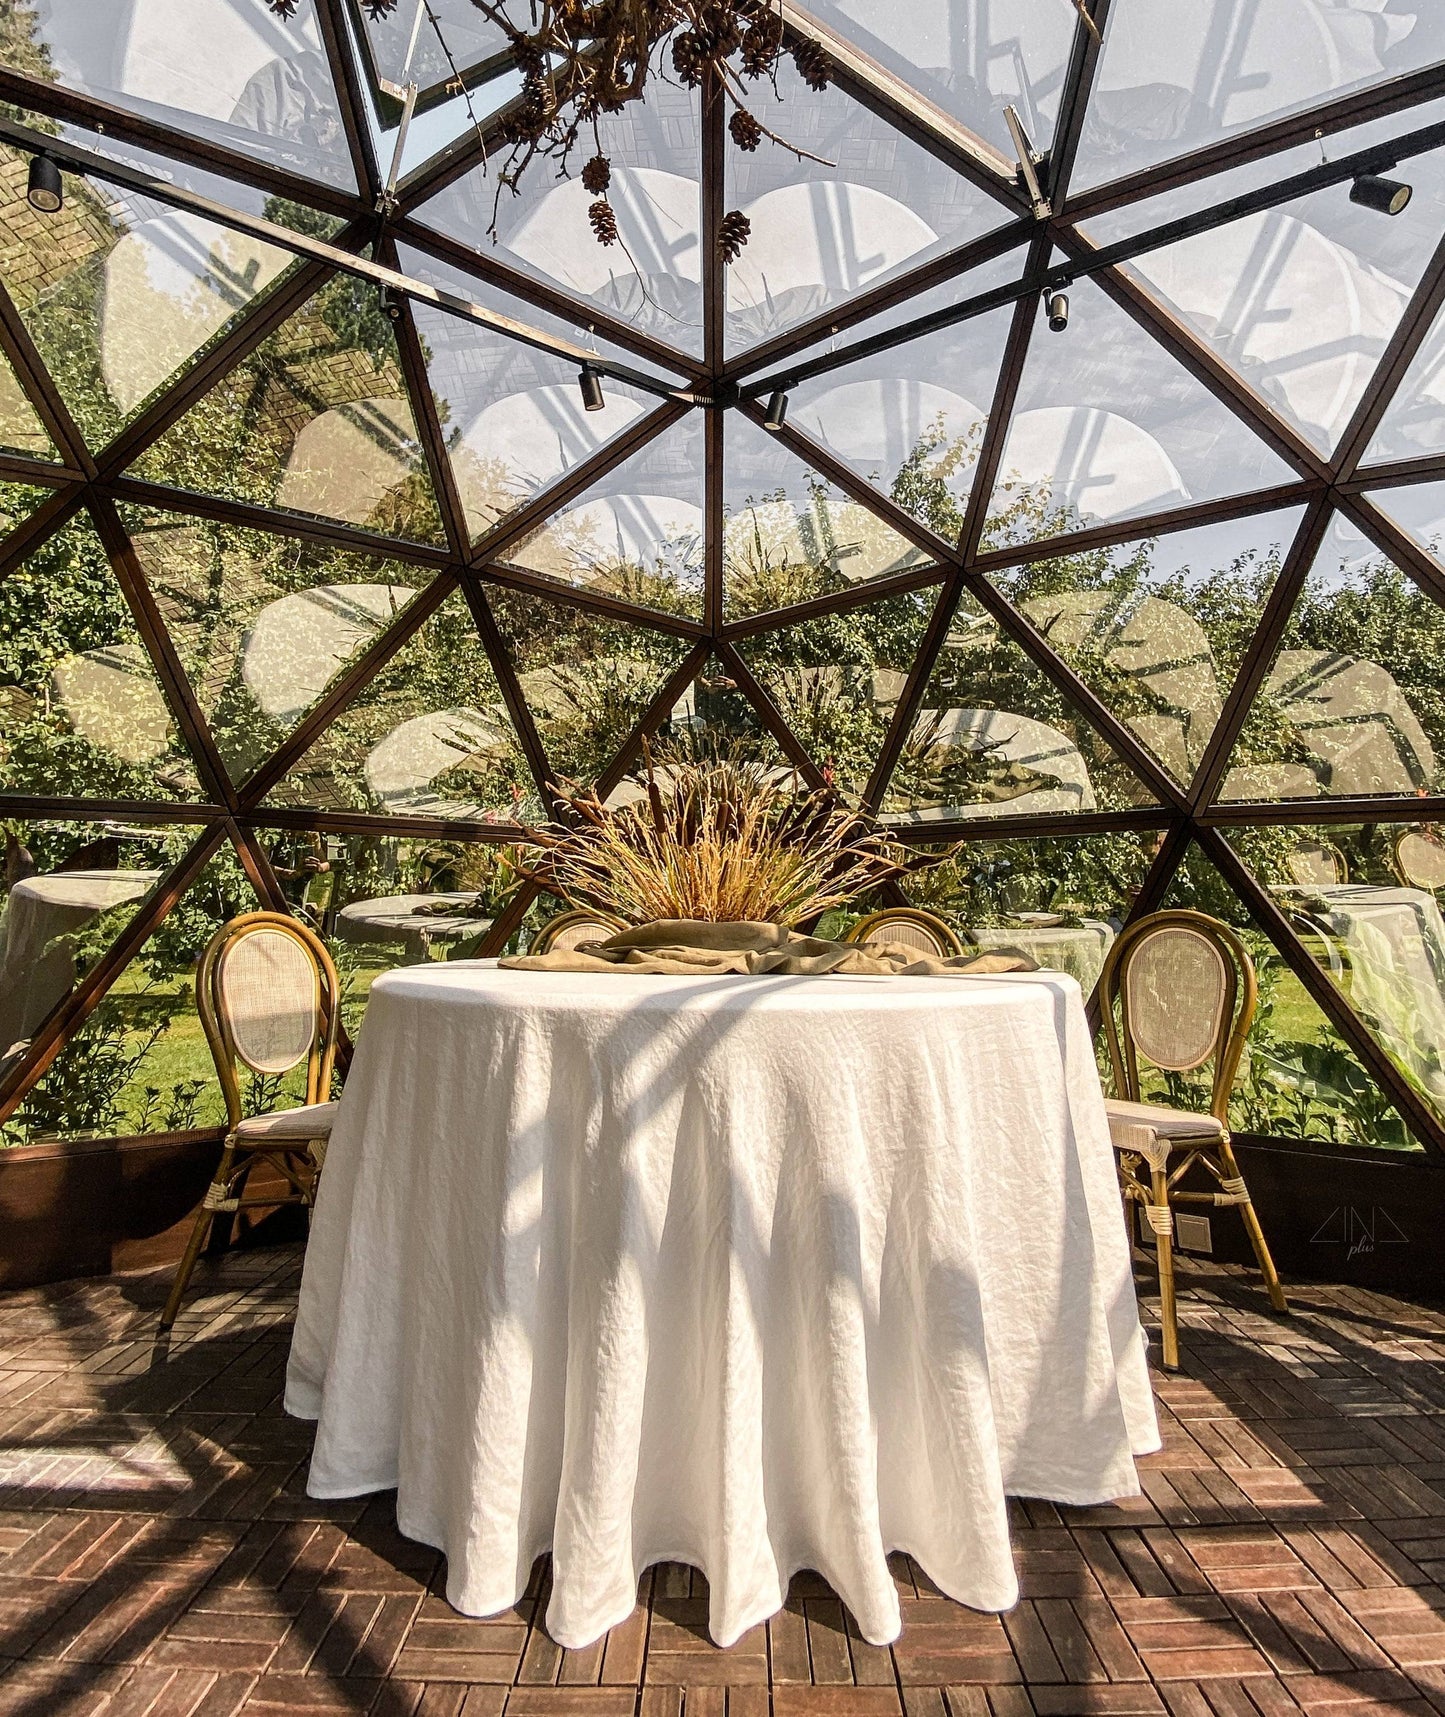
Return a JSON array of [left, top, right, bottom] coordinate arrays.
[[500, 918, 1037, 977]]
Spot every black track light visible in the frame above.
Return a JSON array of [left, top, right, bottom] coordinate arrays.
[[1350, 172, 1412, 215], [1046, 289, 1070, 332], [26, 153, 62, 214], [578, 362, 605, 412], [763, 387, 789, 431]]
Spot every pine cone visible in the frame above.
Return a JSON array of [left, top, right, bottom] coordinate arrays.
[[581, 153, 611, 194], [792, 39, 830, 90], [361, 0, 398, 18], [267, 0, 299, 16], [729, 108, 762, 151], [740, 16, 783, 76], [671, 30, 708, 87], [589, 197, 619, 246], [717, 208, 751, 263]]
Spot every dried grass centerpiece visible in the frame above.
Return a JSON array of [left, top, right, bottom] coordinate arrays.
[[513, 749, 907, 927]]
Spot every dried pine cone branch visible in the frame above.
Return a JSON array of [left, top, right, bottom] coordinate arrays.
[[581, 153, 612, 194], [589, 197, 620, 246], [792, 39, 831, 92], [717, 209, 751, 264], [729, 108, 762, 151]]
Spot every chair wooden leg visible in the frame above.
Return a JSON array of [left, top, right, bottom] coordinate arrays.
[[1219, 1138, 1288, 1314], [1148, 1163, 1180, 1370], [159, 1139, 238, 1331]]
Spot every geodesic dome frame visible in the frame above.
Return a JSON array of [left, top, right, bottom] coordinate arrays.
[[1, 0, 1445, 1163]]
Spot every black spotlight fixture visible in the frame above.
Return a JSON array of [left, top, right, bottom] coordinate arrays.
[[377, 283, 402, 322], [1350, 171, 1412, 215], [763, 387, 789, 431], [26, 153, 62, 214], [578, 362, 605, 412], [1046, 288, 1070, 332]]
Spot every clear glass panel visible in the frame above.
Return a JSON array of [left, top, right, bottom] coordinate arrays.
[[261, 589, 535, 822], [785, 305, 1012, 534], [0, 818, 182, 1108], [1368, 483, 1445, 567], [0, 513, 202, 800], [733, 585, 940, 800], [1118, 164, 1445, 454], [880, 588, 1159, 823], [725, 57, 1006, 354], [985, 274, 1295, 546], [130, 275, 446, 545], [357, 0, 507, 98], [988, 505, 1307, 786], [0, 843, 265, 1145], [1220, 514, 1445, 802], [799, 0, 1078, 162], [415, 302, 662, 544], [1364, 287, 1445, 465], [1075, 0, 1445, 192], [16, 0, 357, 190], [486, 587, 693, 788], [0, 146, 300, 453], [900, 832, 1160, 994], [0, 350, 54, 462], [724, 413, 931, 620], [253, 828, 522, 1023], [487, 404, 702, 622], [1212, 826, 1439, 1145], [120, 503, 436, 785], [412, 82, 704, 359]]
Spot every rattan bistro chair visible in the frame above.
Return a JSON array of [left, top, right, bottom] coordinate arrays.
[[529, 909, 624, 955], [1394, 828, 1445, 894], [844, 907, 966, 960], [1099, 910, 1287, 1369], [160, 913, 341, 1331]]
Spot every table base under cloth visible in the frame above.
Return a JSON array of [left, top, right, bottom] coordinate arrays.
[[286, 963, 1158, 1649]]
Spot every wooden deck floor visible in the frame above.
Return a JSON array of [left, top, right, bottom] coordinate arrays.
[[2, 1247, 1445, 1717]]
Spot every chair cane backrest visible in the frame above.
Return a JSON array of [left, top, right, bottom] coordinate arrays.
[[1286, 839, 1347, 888], [530, 909, 624, 955], [1394, 829, 1445, 893], [1098, 910, 1256, 1123], [198, 912, 340, 1130], [843, 907, 966, 960]]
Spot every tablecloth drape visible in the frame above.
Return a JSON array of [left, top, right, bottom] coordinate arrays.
[[287, 962, 1157, 1649]]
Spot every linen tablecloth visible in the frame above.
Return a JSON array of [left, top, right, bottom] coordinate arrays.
[[286, 962, 1157, 1649]]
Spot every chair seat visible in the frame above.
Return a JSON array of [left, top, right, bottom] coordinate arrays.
[[1105, 1098, 1225, 1143], [233, 1101, 338, 1141]]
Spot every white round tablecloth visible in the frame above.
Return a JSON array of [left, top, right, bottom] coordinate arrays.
[[286, 962, 1157, 1649]]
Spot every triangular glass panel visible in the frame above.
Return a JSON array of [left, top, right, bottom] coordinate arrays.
[[1073, 0, 1445, 194], [732, 583, 941, 801], [601, 653, 790, 809], [1187, 832, 1432, 1148], [724, 55, 1011, 356], [0, 513, 203, 801], [411, 81, 704, 360], [1218, 514, 1445, 804], [0, 350, 55, 463], [1368, 483, 1445, 570], [987, 505, 1308, 788], [18, 0, 359, 191], [791, 2, 1077, 165], [261, 589, 535, 824], [414, 302, 669, 546], [355, 0, 508, 108], [785, 304, 1013, 536], [485, 586, 695, 789], [898, 831, 1163, 996], [984, 275, 1296, 548], [120, 502, 437, 786], [0, 843, 275, 1146], [130, 275, 446, 546], [0, 146, 299, 455], [493, 409, 704, 621], [1363, 289, 1445, 466], [880, 588, 1161, 825], [724, 412, 932, 620], [1118, 152, 1445, 455]]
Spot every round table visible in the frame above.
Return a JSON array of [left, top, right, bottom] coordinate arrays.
[[335, 893, 492, 959], [972, 920, 1116, 996], [287, 962, 1157, 1649]]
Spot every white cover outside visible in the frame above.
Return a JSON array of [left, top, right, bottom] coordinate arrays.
[[286, 962, 1157, 1650]]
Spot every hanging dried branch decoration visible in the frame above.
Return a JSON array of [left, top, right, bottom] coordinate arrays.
[[362, 0, 401, 19]]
